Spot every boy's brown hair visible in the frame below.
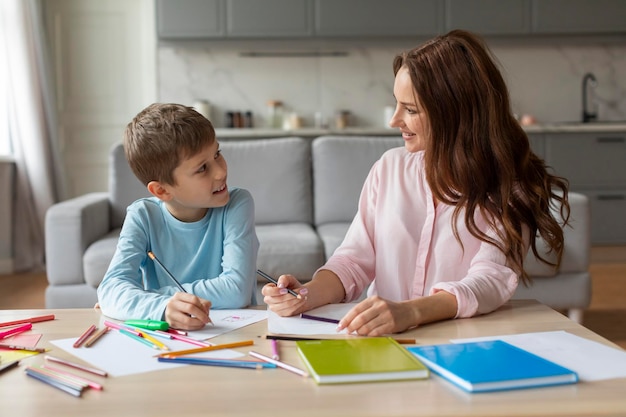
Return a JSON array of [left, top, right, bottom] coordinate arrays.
[[123, 103, 215, 186]]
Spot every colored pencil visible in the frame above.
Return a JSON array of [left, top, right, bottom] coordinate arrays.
[[249, 350, 309, 377], [25, 367, 83, 397], [264, 334, 417, 345], [45, 355, 108, 377], [0, 323, 32, 339], [158, 356, 275, 369], [119, 329, 160, 350], [42, 365, 104, 390], [157, 339, 254, 358], [84, 327, 109, 347], [0, 344, 46, 353], [300, 313, 340, 324], [73, 324, 97, 348], [256, 270, 301, 298], [157, 331, 212, 347], [270, 338, 280, 360], [0, 314, 55, 329], [147, 251, 186, 292]]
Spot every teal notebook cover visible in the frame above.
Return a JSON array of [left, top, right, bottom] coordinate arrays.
[[296, 337, 429, 385], [408, 340, 578, 393]]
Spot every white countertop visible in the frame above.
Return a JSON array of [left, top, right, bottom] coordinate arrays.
[[216, 122, 626, 139]]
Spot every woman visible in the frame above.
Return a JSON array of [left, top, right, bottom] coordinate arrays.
[[262, 30, 569, 336]]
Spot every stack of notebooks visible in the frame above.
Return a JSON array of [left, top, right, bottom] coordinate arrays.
[[296, 337, 429, 384], [295, 337, 578, 392], [407, 340, 578, 393]]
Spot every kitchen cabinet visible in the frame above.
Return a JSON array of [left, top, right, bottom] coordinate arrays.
[[156, 0, 444, 39], [227, 0, 312, 37], [445, 0, 531, 35], [156, 0, 225, 39], [531, 0, 626, 34], [544, 131, 626, 244], [314, 0, 443, 37], [527, 132, 545, 159], [156, 0, 626, 39]]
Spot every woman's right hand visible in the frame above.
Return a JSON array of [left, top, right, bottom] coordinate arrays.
[[261, 274, 309, 316]]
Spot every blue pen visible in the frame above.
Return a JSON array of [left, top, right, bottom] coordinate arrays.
[[158, 356, 277, 369]]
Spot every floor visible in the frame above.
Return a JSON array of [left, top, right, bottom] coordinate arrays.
[[0, 246, 625, 349]]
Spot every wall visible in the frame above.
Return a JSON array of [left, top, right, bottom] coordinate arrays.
[[157, 37, 626, 129]]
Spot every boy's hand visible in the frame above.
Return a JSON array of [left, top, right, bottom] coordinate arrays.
[[165, 292, 212, 330]]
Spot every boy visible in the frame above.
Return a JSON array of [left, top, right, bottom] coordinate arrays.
[[97, 103, 259, 330]]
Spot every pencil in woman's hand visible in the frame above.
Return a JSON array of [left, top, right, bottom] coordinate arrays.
[[256, 270, 302, 299]]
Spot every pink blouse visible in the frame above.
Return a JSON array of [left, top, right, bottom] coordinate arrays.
[[321, 148, 520, 318]]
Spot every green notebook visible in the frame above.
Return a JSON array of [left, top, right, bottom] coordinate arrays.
[[296, 337, 429, 384]]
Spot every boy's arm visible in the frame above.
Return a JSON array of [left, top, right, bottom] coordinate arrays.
[[96, 204, 171, 321], [188, 189, 259, 308]]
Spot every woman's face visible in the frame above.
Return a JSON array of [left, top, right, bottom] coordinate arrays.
[[389, 66, 430, 153]]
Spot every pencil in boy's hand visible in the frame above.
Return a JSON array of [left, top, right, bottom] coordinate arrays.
[[256, 270, 302, 299], [147, 251, 186, 293]]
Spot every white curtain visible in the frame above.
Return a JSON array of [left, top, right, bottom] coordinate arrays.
[[0, 0, 66, 272]]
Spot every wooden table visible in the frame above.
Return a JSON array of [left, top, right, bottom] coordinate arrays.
[[1, 300, 625, 417]]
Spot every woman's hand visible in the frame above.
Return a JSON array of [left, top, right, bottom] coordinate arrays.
[[165, 292, 212, 331], [337, 296, 416, 336], [338, 291, 458, 336], [261, 274, 309, 316]]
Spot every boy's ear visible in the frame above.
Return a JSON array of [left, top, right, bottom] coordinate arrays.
[[147, 181, 172, 201]]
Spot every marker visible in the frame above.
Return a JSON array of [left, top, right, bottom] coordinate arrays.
[[124, 319, 169, 331], [256, 270, 301, 299]]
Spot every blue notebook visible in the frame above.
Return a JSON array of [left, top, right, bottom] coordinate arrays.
[[407, 340, 578, 393]]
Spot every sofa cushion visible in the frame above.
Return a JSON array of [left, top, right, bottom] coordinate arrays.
[[255, 223, 324, 283], [316, 222, 350, 260], [83, 229, 121, 288], [109, 143, 150, 228], [312, 136, 403, 226], [221, 137, 313, 225]]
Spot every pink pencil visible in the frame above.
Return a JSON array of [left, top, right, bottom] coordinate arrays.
[[156, 331, 212, 347], [0, 323, 32, 339]]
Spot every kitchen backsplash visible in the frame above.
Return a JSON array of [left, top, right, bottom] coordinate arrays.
[[158, 38, 626, 129]]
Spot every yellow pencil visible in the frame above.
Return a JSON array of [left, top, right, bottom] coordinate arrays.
[[140, 332, 169, 351], [156, 340, 254, 358]]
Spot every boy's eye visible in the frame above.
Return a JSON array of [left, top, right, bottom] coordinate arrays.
[[197, 164, 207, 173], [215, 149, 222, 159]]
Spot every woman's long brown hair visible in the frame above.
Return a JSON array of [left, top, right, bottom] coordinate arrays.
[[393, 30, 570, 285]]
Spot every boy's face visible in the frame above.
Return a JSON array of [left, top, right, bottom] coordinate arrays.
[[159, 140, 229, 222]]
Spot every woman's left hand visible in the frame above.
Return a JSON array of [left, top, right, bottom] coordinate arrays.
[[337, 296, 416, 336]]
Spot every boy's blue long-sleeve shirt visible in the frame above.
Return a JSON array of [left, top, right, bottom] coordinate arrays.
[[97, 188, 259, 321]]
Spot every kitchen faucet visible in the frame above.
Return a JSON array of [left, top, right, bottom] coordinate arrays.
[[582, 72, 598, 123]]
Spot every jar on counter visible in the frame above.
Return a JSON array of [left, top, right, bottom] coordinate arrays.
[[266, 100, 283, 128], [335, 110, 351, 129]]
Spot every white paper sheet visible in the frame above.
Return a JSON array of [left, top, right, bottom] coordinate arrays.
[[451, 330, 626, 381], [267, 303, 357, 335], [50, 309, 268, 377]]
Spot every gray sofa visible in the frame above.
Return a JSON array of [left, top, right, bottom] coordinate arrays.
[[45, 136, 591, 322]]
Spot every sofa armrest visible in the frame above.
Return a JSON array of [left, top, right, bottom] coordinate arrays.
[[45, 192, 111, 286], [524, 192, 590, 276]]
